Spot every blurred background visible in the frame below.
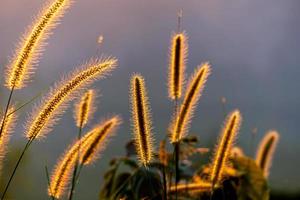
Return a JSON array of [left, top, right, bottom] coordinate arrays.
[[0, 0, 300, 199]]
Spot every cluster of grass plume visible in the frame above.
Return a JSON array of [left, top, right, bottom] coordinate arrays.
[[49, 116, 121, 199], [0, 3, 282, 199], [0, 0, 119, 199]]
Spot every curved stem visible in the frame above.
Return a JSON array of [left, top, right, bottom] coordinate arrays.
[[1, 138, 32, 200], [68, 126, 82, 200], [0, 87, 14, 138]]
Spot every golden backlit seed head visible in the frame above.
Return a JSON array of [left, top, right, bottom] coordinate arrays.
[[26, 58, 117, 140], [168, 32, 188, 100], [80, 116, 122, 165], [130, 75, 154, 166], [255, 130, 279, 178], [5, 0, 72, 89], [210, 110, 242, 187], [74, 89, 96, 128], [48, 116, 121, 198], [170, 63, 211, 143]]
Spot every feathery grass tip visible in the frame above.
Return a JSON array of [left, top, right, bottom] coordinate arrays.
[[210, 110, 242, 187], [48, 116, 121, 198], [5, 0, 72, 89], [25, 58, 117, 140], [168, 32, 188, 100], [130, 75, 154, 166], [170, 63, 211, 143], [74, 89, 96, 128], [255, 130, 279, 178]]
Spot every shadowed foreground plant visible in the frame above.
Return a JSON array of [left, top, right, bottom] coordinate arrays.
[[1, 58, 118, 200], [49, 116, 121, 199]]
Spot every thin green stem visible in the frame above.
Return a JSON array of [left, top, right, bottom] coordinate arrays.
[[45, 165, 55, 200], [1, 138, 32, 200], [174, 98, 179, 200], [8, 91, 43, 117], [174, 142, 179, 200], [162, 165, 168, 200], [0, 87, 14, 138], [68, 126, 83, 200]]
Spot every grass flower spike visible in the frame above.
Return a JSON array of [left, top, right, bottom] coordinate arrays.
[[26, 58, 117, 140], [80, 116, 121, 165], [170, 63, 211, 143], [74, 89, 96, 128], [130, 75, 154, 166], [256, 130, 280, 178], [5, 0, 72, 89], [210, 110, 242, 187], [168, 32, 188, 100], [49, 116, 121, 198]]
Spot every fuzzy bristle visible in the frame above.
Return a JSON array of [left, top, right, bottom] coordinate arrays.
[[5, 0, 72, 89], [130, 75, 154, 166], [168, 32, 188, 100], [25, 58, 117, 140], [255, 130, 279, 178], [210, 110, 242, 187], [74, 89, 96, 128], [170, 63, 211, 143]]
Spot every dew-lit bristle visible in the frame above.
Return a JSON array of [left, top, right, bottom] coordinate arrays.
[[170, 63, 211, 143], [210, 110, 242, 187], [255, 130, 279, 178], [74, 89, 96, 128], [5, 0, 72, 89], [169, 181, 212, 194], [0, 108, 17, 173], [26, 58, 117, 140], [130, 75, 154, 166], [80, 116, 122, 165], [168, 32, 188, 100]]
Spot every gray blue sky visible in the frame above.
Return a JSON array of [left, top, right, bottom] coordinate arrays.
[[1, 0, 300, 199]]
